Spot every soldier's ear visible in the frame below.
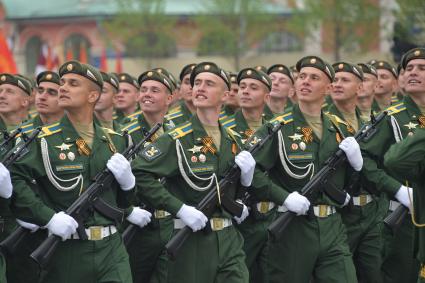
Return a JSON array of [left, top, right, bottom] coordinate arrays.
[[357, 81, 364, 94], [88, 89, 100, 104]]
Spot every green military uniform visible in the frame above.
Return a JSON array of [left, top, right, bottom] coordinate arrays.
[[10, 115, 133, 283], [132, 114, 249, 283], [361, 96, 423, 283], [165, 101, 194, 127], [326, 60, 383, 282], [384, 129, 425, 282], [131, 60, 248, 283], [120, 70, 177, 283], [10, 61, 134, 283], [250, 104, 357, 283], [250, 56, 358, 282]]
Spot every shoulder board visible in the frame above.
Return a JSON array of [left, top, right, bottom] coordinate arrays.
[[38, 122, 62, 138], [221, 116, 236, 130], [325, 113, 349, 127], [270, 112, 293, 125], [121, 120, 141, 135], [386, 102, 406, 116], [21, 122, 35, 133], [165, 110, 184, 120], [102, 127, 122, 136], [168, 122, 193, 140], [218, 111, 228, 122], [127, 110, 142, 120], [167, 105, 182, 114]]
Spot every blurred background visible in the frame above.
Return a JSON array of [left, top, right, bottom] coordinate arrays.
[[0, 0, 423, 76]]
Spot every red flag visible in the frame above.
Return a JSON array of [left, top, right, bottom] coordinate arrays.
[[115, 49, 122, 73], [79, 42, 87, 63], [0, 29, 17, 73], [100, 48, 108, 72], [66, 46, 73, 61]]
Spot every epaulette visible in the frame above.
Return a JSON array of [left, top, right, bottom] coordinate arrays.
[[167, 105, 181, 114], [325, 113, 349, 127], [220, 116, 236, 130], [218, 110, 228, 122], [168, 122, 193, 140], [102, 127, 122, 136], [127, 110, 142, 120], [165, 110, 184, 120], [21, 122, 35, 134], [270, 112, 293, 125], [386, 102, 406, 116], [38, 122, 62, 138], [121, 120, 141, 135]]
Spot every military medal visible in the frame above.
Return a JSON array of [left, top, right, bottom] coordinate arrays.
[[191, 156, 198, 163], [199, 154, 206, 163], [299, 142, 306, 151], [301, 127, 313, 143], [346, 124, 355, 134], [200, 136, 216, 155], [59, 153, 66, 160], [231, 143, 238, 155], [76, 138, 91, 156], [289, 133, 303, 141], [67, 152, 75, 161], [188, 145, 203, 154], [244, 129, 254, 139], [408, 132, 414, 137], [404, 122, 418, 130], [291, 143, 298, 150], [55, 143, 73, 151], [336, 133, 342, 143], [418, 115, 425, 128]]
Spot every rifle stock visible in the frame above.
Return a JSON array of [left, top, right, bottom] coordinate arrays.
[[383, 204, 408, 233]]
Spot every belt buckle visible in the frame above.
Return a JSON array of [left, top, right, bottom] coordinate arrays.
[[211, 218, 224, 231], [155, 210, 166, 219], [318, 205, 328, 217], [259, 202, 269, 214], [89, 226, 102, 241], [421, 264, 425, 279], [359, 195, 367, 206]]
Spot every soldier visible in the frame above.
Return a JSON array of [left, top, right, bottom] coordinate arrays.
[[95, 72, 121, 130], [9, 60, 151, 283], [384, 129, 425, 282], [121, 70, 176, 283], [114, 72, 141, 124], [361, 48, 425, 283], [250, 56, 360, 283], [132, 62, 253, 283], [165, 64, 197, 126], [357, 63, 379, 121], [0, 164, 12, 283], [225, 67, 273, 282], [222, 72, 240, 116], [372, 61, 399, 110], [265, 64, 294, 119], [329, 62, 383, 282]]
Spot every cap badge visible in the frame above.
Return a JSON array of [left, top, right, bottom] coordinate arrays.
[[67, 64, 73, 71]]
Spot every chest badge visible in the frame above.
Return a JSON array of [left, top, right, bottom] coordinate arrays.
[[201, 136, 217, 155], [288, 133, 303, 141], [67, 152, 76, 161], [188, 145, 203, 154], [301, 127, 313, 143], [55, 143, 73, 151], [404, 122, 418, 130]]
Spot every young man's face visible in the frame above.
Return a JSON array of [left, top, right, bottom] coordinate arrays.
[[404, 58, 425, 96], [358, 73, 377, 99], [114, 82, 138, 111], [192, 72, 228, 109], [36, 81, 62, 116], [269, 72, 293, 100], [0, 84, 29, 114], [58, 74, 99, 110], [238, 78, 267, 110], [375, 69, 397, 96], [179, 74, 193, 103], [225, 83, 239, 108], [295, 67, 331, 104], [139, 80, 172, 114], [95, 82, 116, 112], [331, 72, 362, 102]]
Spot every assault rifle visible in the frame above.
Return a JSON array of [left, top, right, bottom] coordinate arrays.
[[165, 121, 284, 259], [268, 111, 387, 240], [29, 123, 161, 268]]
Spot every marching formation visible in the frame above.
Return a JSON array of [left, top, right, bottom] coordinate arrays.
[[0, 46, 424, 283]]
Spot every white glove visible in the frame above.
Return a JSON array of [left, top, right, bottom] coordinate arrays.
[[283, 191, 310, 215], [342, 193, 351, 207], [0, 163, 12, 199], [339, 137, 363, 171], [233, 201, 249, 224], [176, 204, 208, 232], [395, 185, 413, 209], [16, 219, 40, 233], [107, 153, 135, 191], [235, 151, 256, 187], [126, 207, 152, 228], [45, 212, 78, 241]]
